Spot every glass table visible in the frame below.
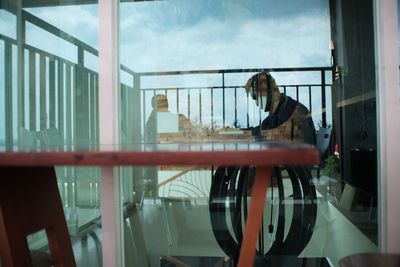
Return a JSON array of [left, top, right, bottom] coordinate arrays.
[[0, 141, 319, 267]]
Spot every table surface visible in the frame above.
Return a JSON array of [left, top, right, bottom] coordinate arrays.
[[0, 141, 319, 166]]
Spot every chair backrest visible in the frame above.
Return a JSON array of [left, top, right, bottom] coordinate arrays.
[[19, 127, 63, 147], [316, 126, 332, 157]]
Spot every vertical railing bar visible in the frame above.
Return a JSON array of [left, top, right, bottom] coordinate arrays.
[[321, 70, 326, 127], [188, 89, 191, 120], [73, 65, 80, 144], [199, 89, 202, 125], [4, 42, 13, 147], [17, 8, 26, 143], [132, 73, 141, 144], [78, 46, 84, 66], [142, 89, 146, 136], [222, 72, 225, 128], [65, 64, 72, 143], [128, 82, 134, 145], [83, 68, 90, 143], [71, 64, 77, 184], [296, 85, 299, 102], [94, 73, 99, 144], [57, 60, 64, 136], [176, 88, 180, 114], [246, 91, 249, 128], [92, 73, 97, 144], [89, 72, 93, 146], [151, 89, 156, 141], [90, 73, 96, 145], [283, 86, 287, 95], [39, 54, 46, 131], [234, 87, 238, 128], [49, 58, 56, 128], [73, 65, 78, 145], [128, 82, 134, 143], [57, 60, 65, 179], [120, 84, 125, 144], [308, 86, 312, 113], [88, 72, 92, 145], [211, 87, 214, 131], [65, 64, 73, 183], [29, 51, 36, 131], [54, 60, 58, 130]]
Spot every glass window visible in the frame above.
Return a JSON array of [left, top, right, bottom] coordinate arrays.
[[119, 0, 379, 266], [1, 0, 382, 266], [0, 1, 101, 265]]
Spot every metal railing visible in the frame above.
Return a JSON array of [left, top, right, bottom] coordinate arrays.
[[137, 67, 333, 132]]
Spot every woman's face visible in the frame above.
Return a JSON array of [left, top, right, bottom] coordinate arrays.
[[246, 72, 275, 111]]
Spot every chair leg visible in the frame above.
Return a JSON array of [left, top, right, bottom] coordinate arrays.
[[0, 225, 33, 267], [0, 167, 76, 267]]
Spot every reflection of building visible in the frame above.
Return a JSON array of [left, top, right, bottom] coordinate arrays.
[[0, 0, 400, 266], [330, 0, 378, 202]]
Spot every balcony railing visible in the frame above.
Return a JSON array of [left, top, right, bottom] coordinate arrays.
[[136, 67, 333, 134], [1, 8, 333, 146]]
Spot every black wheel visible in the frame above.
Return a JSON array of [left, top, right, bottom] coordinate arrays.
[[209, 165, 317, 265]]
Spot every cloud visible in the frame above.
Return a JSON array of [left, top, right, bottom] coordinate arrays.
[[1, 1, 332, 131], [119, 1, 332, 128], [25, 5, 99, 49], [25, 22, 78, 63], [120, 12, 331, 73]]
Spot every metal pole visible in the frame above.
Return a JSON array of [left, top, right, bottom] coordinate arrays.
[[321, 70, 327, 127], [222, 72, 225, 128]]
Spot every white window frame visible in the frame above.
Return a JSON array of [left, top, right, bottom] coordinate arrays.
[[375, 0, 400, 253], [99, 0, 123, 266]]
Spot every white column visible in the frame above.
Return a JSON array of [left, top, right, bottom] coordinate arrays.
[[99, 0, 123, 266], [375, 0, 400, 253]]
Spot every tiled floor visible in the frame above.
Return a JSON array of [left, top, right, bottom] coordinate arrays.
[[33, 179, 377, 267]]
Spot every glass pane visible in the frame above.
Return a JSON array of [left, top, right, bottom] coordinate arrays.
[[0, 1, 101, 266], [119, 0, 379, 267]]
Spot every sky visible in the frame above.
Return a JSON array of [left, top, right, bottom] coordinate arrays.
[[120, 0, 331, 73], [0, 0, 333, 138], [118, 0, 332, 127], [16, 0, 332, 82]]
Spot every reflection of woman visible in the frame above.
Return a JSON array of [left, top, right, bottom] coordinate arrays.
[[144, 94, 198, 199], [209, 72, 317, 265], [145, 94, 169, 142], [245, 71, 316, 144]]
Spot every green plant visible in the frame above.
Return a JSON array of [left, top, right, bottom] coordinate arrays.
[[321, 155, 340, 178]]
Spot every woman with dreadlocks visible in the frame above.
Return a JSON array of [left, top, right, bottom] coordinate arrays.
[[245, 71, 316, 145], [209, 72, 317, 266]]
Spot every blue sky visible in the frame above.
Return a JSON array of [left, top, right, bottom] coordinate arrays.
[[15, 0, 332, 78], [0, 0, 333, 136], [120, 0, 331, 73], [119, 0, 332, 127]]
